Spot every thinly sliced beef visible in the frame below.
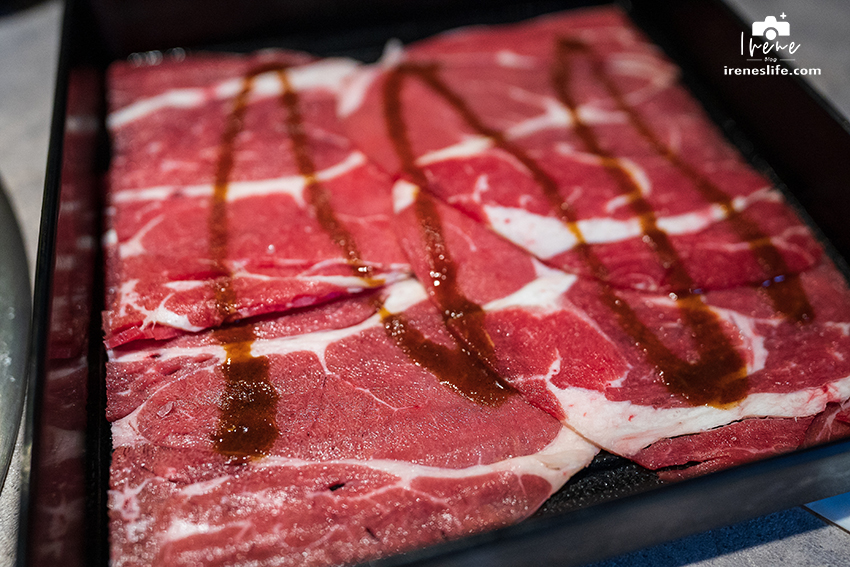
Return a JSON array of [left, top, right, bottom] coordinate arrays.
[[634, 396, 850, 482], [630, 416, 815, 482], [389, 175, 850, 462], [105, 53, 410, 348], [335, 6, 850, 475], [103, 7, 850, 566], [32, 357, 88, 567], [339, 8, 822, 295], [107, 281, 597, 566], [803, 399, 850, 448]]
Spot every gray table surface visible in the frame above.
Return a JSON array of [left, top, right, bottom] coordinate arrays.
[[1, 0, 849, 565]]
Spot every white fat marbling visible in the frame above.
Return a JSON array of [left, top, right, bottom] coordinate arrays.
[[112, 151, 366, 206], [109, 58, 359, 128], [392, 179, 420, 213], [552, 372, 850, 457]]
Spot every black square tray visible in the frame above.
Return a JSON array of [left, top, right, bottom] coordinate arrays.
[[18, 0, 850, 566]]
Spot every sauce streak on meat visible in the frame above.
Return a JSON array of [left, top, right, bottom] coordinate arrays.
[[209, 64, 283, 463], [277, 67, 512, 406], [382, 309, 513, 405], [382, 60, 750, 407], [277, 70, 376, 282], [550, 38, 749, 405], [383, 67, 514, 404], [556, 38, 813, 323], [209, 64, 508, 413], [212, 324, 278, 464]]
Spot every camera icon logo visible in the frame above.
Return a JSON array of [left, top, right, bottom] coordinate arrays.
[[752, 16, 790, 41]]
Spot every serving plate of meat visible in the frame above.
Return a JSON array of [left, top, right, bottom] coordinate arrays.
[[20, 1, 850, 566]]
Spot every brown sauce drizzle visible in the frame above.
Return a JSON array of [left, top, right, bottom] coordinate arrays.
[[383, 67, 514, 404], [382, 309, 513, 404], [211, 63, 509, 424], [276, 70, 376, 281], [209, 64, 283, 463], [556, 38, 813, 323], [209, 70, 253, 319], [378, 189, 514, 405], [275, 67, 513, 407], [211, 324, 278, 464], [382, 60, 751, 407]]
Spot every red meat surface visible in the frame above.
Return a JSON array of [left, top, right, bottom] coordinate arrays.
[[105, 53, 410, 348], [107, 283, 597, 566], [102, 7, 850, 567], [339, 6, 850, 467]]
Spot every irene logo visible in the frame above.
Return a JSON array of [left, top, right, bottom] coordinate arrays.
[[752, 15, 789, 41], [741, 13, 799, 62], [724, 12, 820, 77]]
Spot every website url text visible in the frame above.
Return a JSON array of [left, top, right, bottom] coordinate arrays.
[[724, 65, 821, 76]]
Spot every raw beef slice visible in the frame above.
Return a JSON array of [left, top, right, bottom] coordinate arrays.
[[389, 180, 850, 465], [107, 280, 598, 566], [104, 52, 410, 348], [335, 6, 850, 474], [339, 7, 821, 296], [103, 7, 850, 567]]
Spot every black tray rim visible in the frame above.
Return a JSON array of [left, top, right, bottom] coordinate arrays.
[[18, 0, 850, 566]]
